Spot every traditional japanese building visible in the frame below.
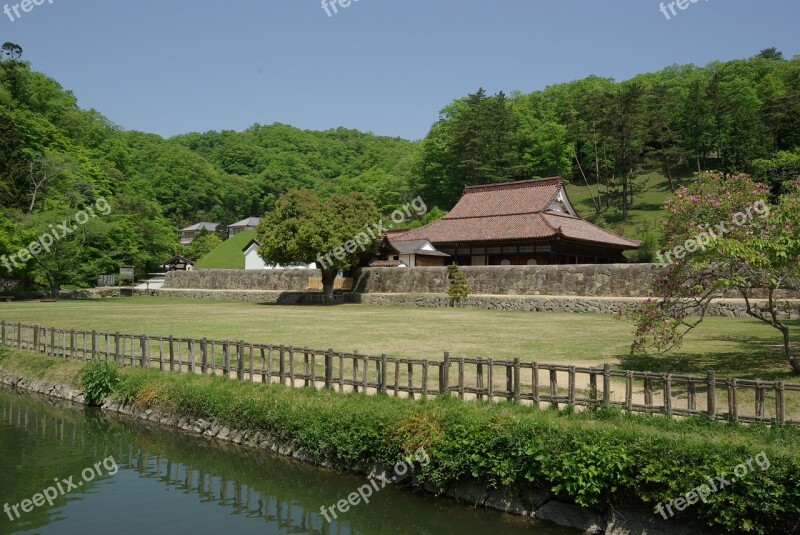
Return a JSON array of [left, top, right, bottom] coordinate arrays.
[[392, 178, 640, 266]]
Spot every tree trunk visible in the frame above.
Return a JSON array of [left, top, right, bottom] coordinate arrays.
[[666, 165, 674, 192], [321, 269, 337, 299], [782, 327, 800, 374]]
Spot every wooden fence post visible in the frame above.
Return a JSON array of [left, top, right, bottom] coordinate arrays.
[[513, 358, 521, 402], [189, 339, 196, 373], [237, 341, 245, 381], [158, 337, 165, 371], [91, 331, 97, 360], [487, 358, 494, 402], [279, 346, 286, 385], [476, 361, 484, 401], [33, 325, 39, 353], [644, 375, 653, 410], [408, 361, 415, 400], [324, 349, 333, 390], [706, 370, 716, 420], [353, 352, 360, 393], [664, 374, 672, 414], [506, 362, 514, 402], [776, 382, 785, 425], [380, 354, 388, 395], [289, 347, 295, 387], [16, 322, 22, 349], [304, 349, 310, 387], [727, 378, 738, 422], [625, 371, 633, 411], [260, 347, 267, 384], [755, 381, 765, 420], [201, 338, 208, 374], [567, 366, 576, 405], [422, 360, 429, 399], [1, 320, 6, 346], [141, 336, 148, 368], [69, 329, 75, 358], [169, 336, 175, 372], [441, 352, 450, 396], [223, 341, 231, 378], [602, 363, 611, 407]]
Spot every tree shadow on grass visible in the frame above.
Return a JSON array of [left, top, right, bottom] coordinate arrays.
[[618, 337, 800, 381]]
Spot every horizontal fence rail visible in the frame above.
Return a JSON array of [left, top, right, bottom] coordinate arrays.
[[1, 320, 799, 426]]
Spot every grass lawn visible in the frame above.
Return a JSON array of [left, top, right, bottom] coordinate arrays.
[[0, 296, 797, 382]]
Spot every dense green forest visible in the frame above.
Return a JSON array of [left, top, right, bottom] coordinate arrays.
[[1, 41, 799, 294]]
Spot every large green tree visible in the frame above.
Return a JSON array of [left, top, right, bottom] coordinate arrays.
[[418, 88, 530, 209], [256, 189, 381, 297]]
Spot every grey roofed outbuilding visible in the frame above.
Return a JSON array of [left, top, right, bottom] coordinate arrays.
[[228, 217, 261, 229], [386, 238, 450, 257], [161, 254, 195, 266], [180, 222, 219, 232]]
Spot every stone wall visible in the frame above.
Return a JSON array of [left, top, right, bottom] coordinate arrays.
[[163, 265, 659, 297], [164, 269, 319, 291], [162, 265, 799, 301], [353, 264, 661, 297]]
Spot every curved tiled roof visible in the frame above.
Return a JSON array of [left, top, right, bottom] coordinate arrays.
[[399, 178, 640, 249]]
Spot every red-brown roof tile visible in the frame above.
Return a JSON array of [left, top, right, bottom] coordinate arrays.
[[398, 178, 640, 249]]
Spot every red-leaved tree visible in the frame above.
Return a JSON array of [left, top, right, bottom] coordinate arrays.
[[627, 172, 800, 373]]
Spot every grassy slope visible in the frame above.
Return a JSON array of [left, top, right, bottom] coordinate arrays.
[[0, 297, 796, 381], [564, 171, 692, 240], [195, 229, 257, 269]]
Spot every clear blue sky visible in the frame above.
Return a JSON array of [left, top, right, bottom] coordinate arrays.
[[2, 0, 798, 141]]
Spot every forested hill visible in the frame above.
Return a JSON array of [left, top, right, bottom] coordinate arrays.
[[1, 41, 799, 293], [418, 47, 800, 214], [0, 43, 420, 290]]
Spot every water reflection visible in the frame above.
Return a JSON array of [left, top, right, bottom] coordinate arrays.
[[0, 388, 576, 535]]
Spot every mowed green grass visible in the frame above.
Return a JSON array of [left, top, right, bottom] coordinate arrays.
[[0, 296, 796, 381]]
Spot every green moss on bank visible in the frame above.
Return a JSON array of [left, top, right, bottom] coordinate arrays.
[[2, 348, 799, 534], [0, 347, 84, 386]]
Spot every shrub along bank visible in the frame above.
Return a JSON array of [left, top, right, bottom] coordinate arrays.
[[2, 347, 799, 534]]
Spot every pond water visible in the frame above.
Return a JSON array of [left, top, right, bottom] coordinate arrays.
[[0, 387, 578, 535]]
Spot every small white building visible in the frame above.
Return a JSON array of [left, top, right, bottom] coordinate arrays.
[[242, 239, 316, 270]]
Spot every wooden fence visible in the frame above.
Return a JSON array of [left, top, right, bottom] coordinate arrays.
[[2, 320, 799, 425]]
